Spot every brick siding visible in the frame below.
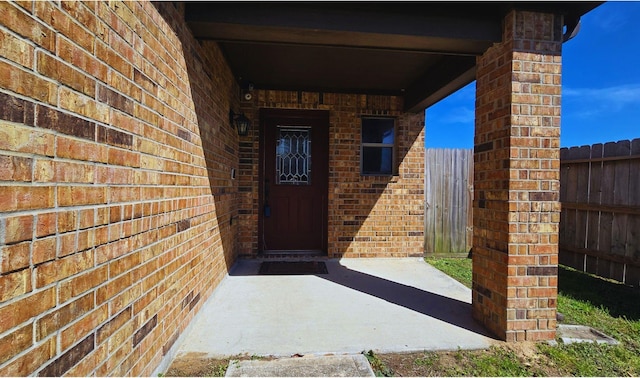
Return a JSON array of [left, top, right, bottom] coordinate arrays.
[[473, 10, 562, 341], [237, 92, 425, 258], [0, 1, 426, 375], [0, 1, 239, 375]]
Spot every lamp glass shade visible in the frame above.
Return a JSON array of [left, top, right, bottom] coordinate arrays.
[[236, 114, 250, 136]]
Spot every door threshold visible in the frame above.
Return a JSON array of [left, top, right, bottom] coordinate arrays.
[[260, 250, 326, 259]]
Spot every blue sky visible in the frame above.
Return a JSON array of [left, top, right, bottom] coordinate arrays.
[[425, 2, 640, 148]]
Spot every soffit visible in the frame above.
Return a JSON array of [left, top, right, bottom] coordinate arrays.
[[184, 2, 601, 112]]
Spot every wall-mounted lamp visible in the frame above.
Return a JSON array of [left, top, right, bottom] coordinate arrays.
[[229, 110, 251, 137]]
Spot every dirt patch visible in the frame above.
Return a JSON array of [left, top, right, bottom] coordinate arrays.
[[164, 343, 566, 377], [378, 342, 564, 377], [164, 353, 277, 377], [163, 353, 230, 377]]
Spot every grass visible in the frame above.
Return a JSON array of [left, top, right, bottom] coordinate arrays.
[[166, 258, 640, 377], [364, 350, 394, 377], [420, 257, 640, 377]]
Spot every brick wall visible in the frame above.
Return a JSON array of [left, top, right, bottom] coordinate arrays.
[[238, 92, 425, 257], [0, 1, 238, 375], [473, 10, 562, 341]]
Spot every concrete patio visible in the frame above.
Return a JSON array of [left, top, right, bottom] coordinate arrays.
[[170, 258, 497, 360]]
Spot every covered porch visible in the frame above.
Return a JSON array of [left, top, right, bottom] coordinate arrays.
[[183, 1, 599, 343], [168, 258, 495, 361]]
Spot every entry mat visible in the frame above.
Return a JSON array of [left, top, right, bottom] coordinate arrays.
[[258, 261, 328, 275]]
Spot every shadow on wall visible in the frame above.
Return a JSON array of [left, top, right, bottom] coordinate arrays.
[[153, 3, 239, 276], [329, 111, 426, 258], [238, 92, 426, 258]]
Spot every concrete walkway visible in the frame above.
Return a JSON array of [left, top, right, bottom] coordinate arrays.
[[173, 258, 496, 359], [225, 354, 375, 377]]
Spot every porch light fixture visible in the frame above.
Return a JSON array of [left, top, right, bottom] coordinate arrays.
[[229, 110, 251, 136]]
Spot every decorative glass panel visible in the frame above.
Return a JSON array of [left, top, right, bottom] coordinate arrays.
[[276, 127, 311, 185]]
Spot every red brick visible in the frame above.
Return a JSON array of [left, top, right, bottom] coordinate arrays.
[[97, 272, 133, 305], [96, 40, 132, 78], [58, 35, 108, 82], [58, 265, 108, 303], [60, 2, 98, 35], [57, 186, 107, 207], [0, 287, 56, 334], [33, 159, 55, 182], [111, 283, 142, 316], [55, 161, 96, 183], [35, 250, 93, 288], [56, 136, 108, 163], [60, 304, 108, 351], [37, 51, 96, 97], [64, 342, 108, 377], [108, 147, 141, 168], [0, 323, 32, 365], [1, 242, 30, 273], [36, 292, 94, 341], [0, 60, 57, 104], [0, 268, 32, 302], [77, 228, 96, 252], [110, 252, 141, 278], [0, 185, 55, 212], [0, 27, 34, 68], [57, 232, 76, 258], [0, 121, 55, 156], [0, 155, 32, 181], [35, 213, 57, 238], [4, 214, 34, 244], [58, 86, 110, 124], [0, 337, 56, 376], [34, 1, 95, 53], [0, 1, 55, 51], [57, 210, 77, 233], [97, 307, 133, 345], [32, 236, 57, 265]]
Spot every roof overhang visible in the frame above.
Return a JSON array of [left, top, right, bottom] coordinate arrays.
[[184, 2, 602, 112]]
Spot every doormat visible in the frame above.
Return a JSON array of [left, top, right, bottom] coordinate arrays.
[[258, 261, 328, 275]]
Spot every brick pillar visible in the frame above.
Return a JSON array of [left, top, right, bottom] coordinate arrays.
[[472, 10, 562, 341]]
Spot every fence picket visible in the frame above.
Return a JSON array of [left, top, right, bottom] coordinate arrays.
[[423, 141, 639, 288], [424, 148, 473, 256]]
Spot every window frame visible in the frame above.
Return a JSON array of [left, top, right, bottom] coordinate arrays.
[[360, 116, 397, 176]]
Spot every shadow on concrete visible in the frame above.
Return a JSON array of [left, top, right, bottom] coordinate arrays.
[[231, 259, 494, 338], [321, 262, 495, 338]]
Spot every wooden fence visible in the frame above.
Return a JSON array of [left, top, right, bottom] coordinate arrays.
[[424, 148, 473, 256], [423, 141, 639, 288], [559, 139, 640, 287]]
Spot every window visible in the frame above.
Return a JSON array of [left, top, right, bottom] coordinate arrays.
[[361, 117, 395, 175]]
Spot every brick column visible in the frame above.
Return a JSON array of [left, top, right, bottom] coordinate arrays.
[[473, 10, 562, 341]]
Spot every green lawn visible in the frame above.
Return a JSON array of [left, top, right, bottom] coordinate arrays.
[[422, 257, 640, 376]]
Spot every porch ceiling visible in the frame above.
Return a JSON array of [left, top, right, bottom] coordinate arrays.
[[184, 2, 601, 113]]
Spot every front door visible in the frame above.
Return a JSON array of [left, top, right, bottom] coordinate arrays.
[[259, 109, 329, 253]]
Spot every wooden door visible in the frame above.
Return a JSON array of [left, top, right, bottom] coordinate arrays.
[[259, 109, 329, 253]]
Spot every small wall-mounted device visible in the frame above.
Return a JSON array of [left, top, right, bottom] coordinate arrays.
[[231, 168, 236, 179]]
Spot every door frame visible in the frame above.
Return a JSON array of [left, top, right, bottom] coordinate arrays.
[[258, 108, 330, 254]]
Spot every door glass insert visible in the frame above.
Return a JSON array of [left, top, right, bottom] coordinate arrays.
[[276, 127, 311, 185]]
